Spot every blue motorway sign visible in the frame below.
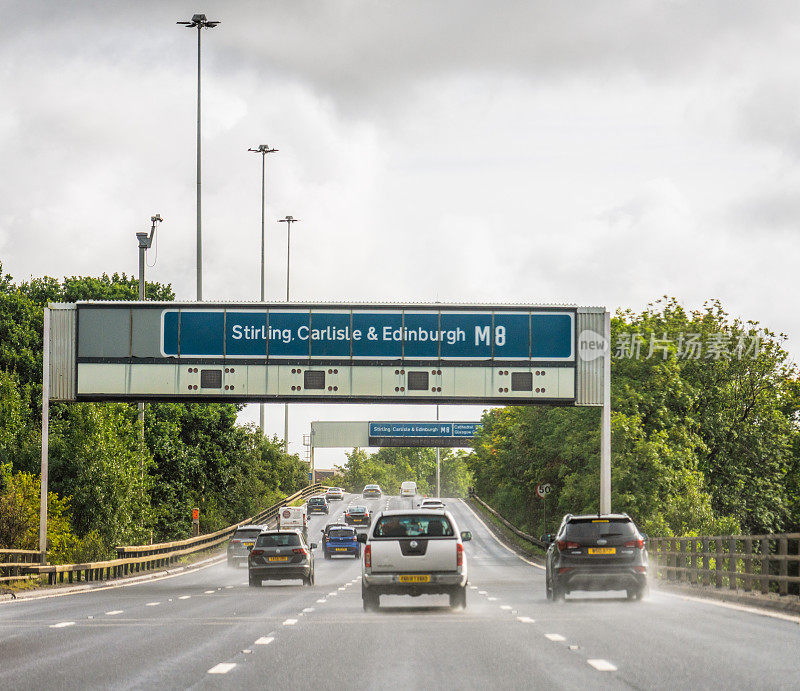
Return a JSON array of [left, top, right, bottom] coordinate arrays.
[[161, 307, 574, 361], [368, 422, 482, 438]]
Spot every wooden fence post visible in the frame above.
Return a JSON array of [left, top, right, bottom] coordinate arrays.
[[779, 537, 788, 596], [702, 538, 710, 587], [728, 537, 737, 590], [743, 538, 752, 592], [715, 538, 723, 588]]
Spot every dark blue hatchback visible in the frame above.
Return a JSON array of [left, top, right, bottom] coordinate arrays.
[[323, 526, 360, 559]]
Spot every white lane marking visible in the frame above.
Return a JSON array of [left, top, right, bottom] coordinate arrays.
[[487, 597, 498, 601], [50, 621, 75, 628], [87, 616, 93, 619], [283, 618, 298, 626], [338, 587, 346, 591], [255, 637, 274, 645], [316, 599, 327, 604], [178, 595, 191, 600], [500, 605, 512, 610], [302, 607, 314, 613], [587, 659, 617, 672], [569, 645, 579, 651], [478, 590, 487, 595], [105, 610, 123, 616], [517, 616, 535, 623], [459, 499, 543, 569], [204, 590, 215, 594], [469, 586, 478, 590], [545, 633, 566, 642], [146, 602, 160, 607], [328, 592, 337, 597], [168, 599, 173, 602], [225, 585, 234, 589], [208, 663, 237, 674]]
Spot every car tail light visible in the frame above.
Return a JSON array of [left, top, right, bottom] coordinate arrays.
[[364, 544, 371, 568], [292, 548, 308, 556], [634, 566, 647, 574], [250, 549, 264, 556], [558, 567, 574, 574], [457, 542, 464, 567], [556, 540, 580, 551], [624, 539, 645, 549]]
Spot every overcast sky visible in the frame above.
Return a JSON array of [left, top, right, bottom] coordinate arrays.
[[2, 1, 799, 467]]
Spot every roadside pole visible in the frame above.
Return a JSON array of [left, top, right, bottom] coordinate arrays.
[[38, 307, 50, 564], [436, 404, 441, 498], [600, 309, 611, 514]]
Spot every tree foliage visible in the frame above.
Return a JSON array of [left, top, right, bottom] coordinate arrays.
[[469, 298, 799, 537], [0, 265, 310, 559]]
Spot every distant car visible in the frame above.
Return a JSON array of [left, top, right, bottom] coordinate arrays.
[[360, 509, 471, 611], [362, 484, 382, 498], [248, 530, 316, 586], [322, 526, 360, 559], [320, 522, 349, 552], [545, 513, 648, 601], [400, 481, 417, 498], [418, 499, 446, 510], [307, 496, 329, 515], [326, 487, 344, 501], [227, 525, 270, 567], [344, 505, 371, 526]]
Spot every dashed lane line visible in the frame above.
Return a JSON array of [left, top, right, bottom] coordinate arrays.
[[50, 621, 75, 628], [178, 595, 191, 600], [487, 597, 498, 602], [208, 663, 237, 674], [316, 599, 327, 604], [255, 637, 274, 645], [204, 590, 215, 594], [302, 607, 314, 613], [545, 633, 566, 642], [517, 616, 535, 623], [500, 605, 512, 611], [283, 618, 298, 626], [146, 602, 160, 607], [478, 590, 487, 595], [105, 610, 123, 616], [587, 659, 617, 672]]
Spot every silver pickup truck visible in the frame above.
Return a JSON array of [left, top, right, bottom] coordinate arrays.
[[359, 509, 472, 611]]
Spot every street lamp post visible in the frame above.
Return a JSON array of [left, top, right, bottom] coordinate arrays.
[[278, 215, 299, 455], [177, 13, 220, 302], [248, 145, 278, 435], [135, 215, 163, 440]]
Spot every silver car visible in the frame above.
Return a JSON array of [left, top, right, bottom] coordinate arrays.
[[227, 525, 270, 567], [248, 530, 317, 587]]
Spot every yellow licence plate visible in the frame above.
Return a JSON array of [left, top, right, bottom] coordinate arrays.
[[398, 574, 430, 583], [244, 542, 254, 548], [335, 548, 347, 552], [268, 556, 289, 562], [588, 547, 616, 555]]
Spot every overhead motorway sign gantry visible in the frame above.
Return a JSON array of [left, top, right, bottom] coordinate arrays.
[[46, 301, 606, 406], [368, 421, 481, 447]]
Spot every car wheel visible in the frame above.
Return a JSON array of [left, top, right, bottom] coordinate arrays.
[[355, 550, 361, 559], [324, 550, 331, 560], [551, 578, 564, 602], [545, 574, 553, 600], [449, 586, 467, 609], [362, 586, 379, 612], [249, 574, 261, 588]]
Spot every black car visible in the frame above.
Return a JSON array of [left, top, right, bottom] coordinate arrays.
[[344, 505, 371, 526], [307, 496, 329, 515], [545, 513, 648, 601], [248, 530, 316, 586]]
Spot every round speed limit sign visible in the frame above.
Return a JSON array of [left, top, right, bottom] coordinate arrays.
[[282, 509, 291, 519], [536, 483, 552, 499]]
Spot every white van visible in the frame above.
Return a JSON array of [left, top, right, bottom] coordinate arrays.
[[400, 481, 417, 498], [276, 505, 308, 542]]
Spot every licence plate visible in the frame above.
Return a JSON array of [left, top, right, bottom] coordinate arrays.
[[398, 574, 430, 583], [588, 547, 616, 555], [335, 548, 347, 552], [268, 556, 289, 562], [244, 542, 253, 548]]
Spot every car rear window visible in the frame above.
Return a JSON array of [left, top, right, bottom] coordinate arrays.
[[349, 507, 366, 513], [373, 514, 454, 538], [232, 529, 262, 540], [256, 533, 301, 547], [329, 529, 355, 538], [564, 519, 636, 539], [309, 498, 325, 504]]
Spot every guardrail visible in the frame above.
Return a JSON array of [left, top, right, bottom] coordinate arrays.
[[0, 549, 45, 584], [468, 490, 546, 549], [648, 534, 800, 598], [6, 483, 327, 586]]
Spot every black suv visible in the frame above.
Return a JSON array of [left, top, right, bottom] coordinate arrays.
[[545, 513, 648, 601], [307, 496, 329, 515]]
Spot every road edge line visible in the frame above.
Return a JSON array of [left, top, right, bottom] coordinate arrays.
[[460, 499, 544, 570]]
